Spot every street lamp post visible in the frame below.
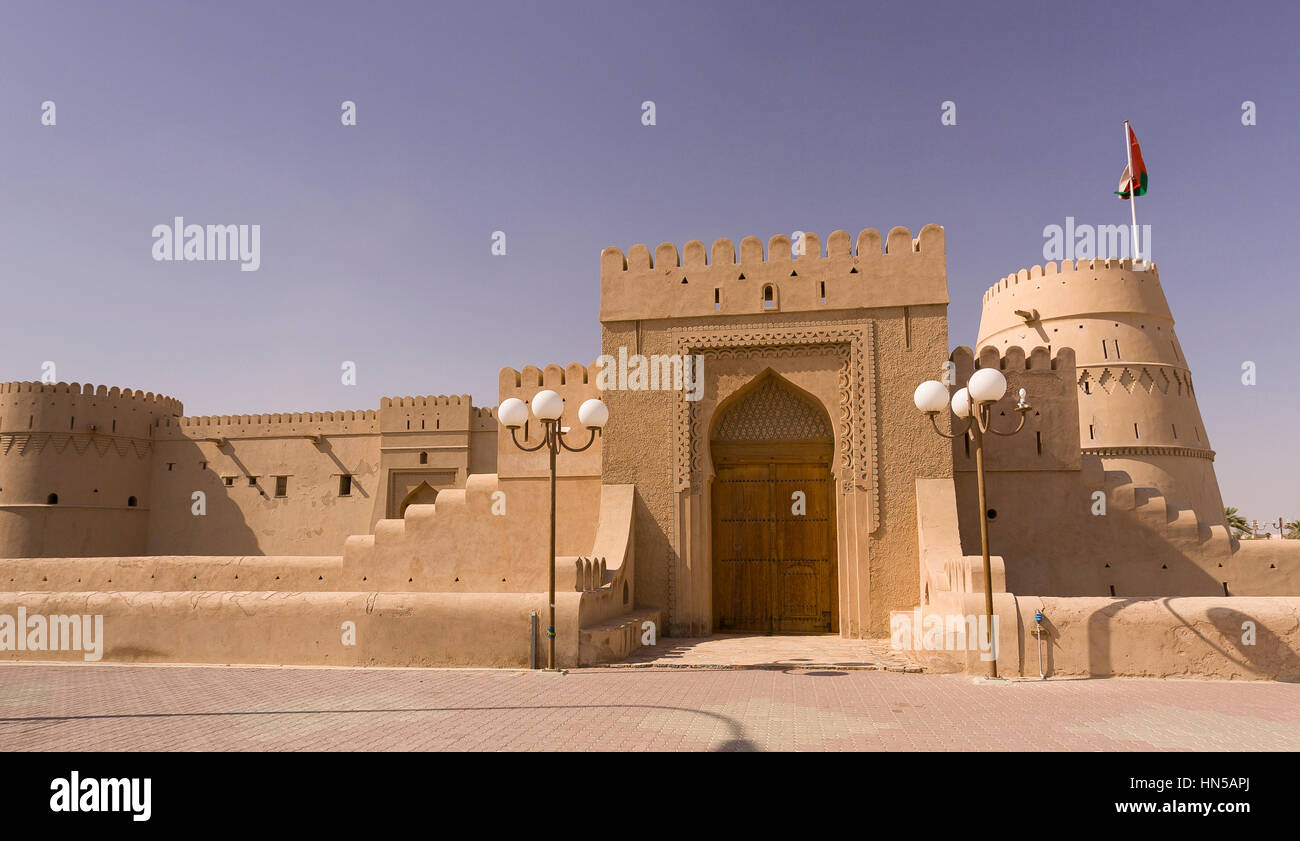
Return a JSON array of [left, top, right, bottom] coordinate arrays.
[[497, 390, 609, 670], [913, 368, 1031, 679]]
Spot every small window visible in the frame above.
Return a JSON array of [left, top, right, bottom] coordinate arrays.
[[762, 284, 776, 308], [274, 476, 288, 498], [339, 475, 352, 497], [223, 476, 235, 487], [199, 461, 207, 470], [167, 462, 175, 471], [248, 476, 258, 487], [419, 452, 428, 465], [127, 496, 138, 507], [47, 493, 58, 505]]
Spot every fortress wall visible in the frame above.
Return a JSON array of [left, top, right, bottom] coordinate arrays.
[[146, 433, 382, 556], [0, 380, 499, 557], [600, 227, 952, 637]]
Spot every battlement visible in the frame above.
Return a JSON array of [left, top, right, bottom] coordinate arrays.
[[0, 381, 183, 416], [471, 406, 497, 432], [951, 344, 1076, 374], [599, 226, 948, 322], [173, 410, 379, 427], [978, 259, 1177, 347], [380, 394, 472, 408], [379, 393, 484, 434], [499, 362, 593, 392], [157, 409, 380, 440]]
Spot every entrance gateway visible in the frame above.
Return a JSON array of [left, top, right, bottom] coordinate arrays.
[[710, 373, 838, 634]]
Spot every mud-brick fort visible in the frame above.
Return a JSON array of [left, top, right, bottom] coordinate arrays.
[[2, 225, 1298, 679]]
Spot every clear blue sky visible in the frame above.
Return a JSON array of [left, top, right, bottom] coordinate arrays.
[[1, 0, 1295, 521]]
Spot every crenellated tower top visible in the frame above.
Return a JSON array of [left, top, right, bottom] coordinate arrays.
[[599, 225, 948, 322]]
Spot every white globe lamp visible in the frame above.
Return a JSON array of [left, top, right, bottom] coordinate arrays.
[[497, 397, 528, 429], [951, 387, 972, 419], [913, 380, 950, 414], [531, 389, 564, 422], [577, 398, 609, 429], [967, 368, 1008, 404]]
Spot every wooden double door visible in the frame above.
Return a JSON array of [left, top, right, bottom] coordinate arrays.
[[711, 441, 838, 634]]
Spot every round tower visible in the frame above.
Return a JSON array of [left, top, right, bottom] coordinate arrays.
[[977, 258, 1225, 526], [0, 381, 183, 557]]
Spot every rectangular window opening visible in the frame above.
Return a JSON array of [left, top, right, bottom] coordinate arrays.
[[275, 476, 288, 498], [339, 475, 352, 497]]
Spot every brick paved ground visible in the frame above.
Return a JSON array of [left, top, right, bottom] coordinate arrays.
[[610, 633, 924, 671], [1, 660, 1297, 751]]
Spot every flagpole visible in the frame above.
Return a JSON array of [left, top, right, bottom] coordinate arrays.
[[1124, 120, 1142, 265]]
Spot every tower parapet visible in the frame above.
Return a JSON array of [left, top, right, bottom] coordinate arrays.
[[600, 225, 948, 322], [977, 259, 1224, 525]]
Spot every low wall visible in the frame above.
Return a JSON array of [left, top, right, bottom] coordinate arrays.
[[1008, 595, 1300, 681], [0, 590, 586, 668]]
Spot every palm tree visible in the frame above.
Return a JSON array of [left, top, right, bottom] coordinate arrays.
[[1286, 520, 1300, 540], [1224, 507, 1250, 536]]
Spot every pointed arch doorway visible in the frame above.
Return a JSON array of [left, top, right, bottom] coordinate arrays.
[[710, 372, 838, 634]]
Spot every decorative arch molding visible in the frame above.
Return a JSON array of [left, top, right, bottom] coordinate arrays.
[[669, 319, 878, 527]]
